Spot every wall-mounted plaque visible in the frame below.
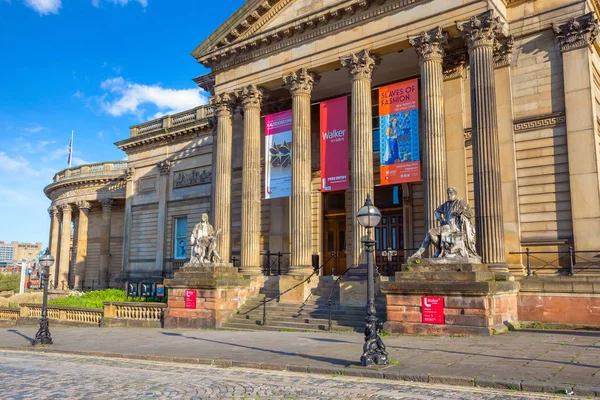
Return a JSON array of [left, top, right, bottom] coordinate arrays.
[[174, 168, 212, 189]]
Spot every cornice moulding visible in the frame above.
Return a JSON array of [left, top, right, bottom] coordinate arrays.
[[197, 0, 424, 71]]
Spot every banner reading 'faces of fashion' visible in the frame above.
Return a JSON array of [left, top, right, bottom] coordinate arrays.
[[320, 96, 349, 192], [378, 78, 421, 185], [265, 110, 293, 199]]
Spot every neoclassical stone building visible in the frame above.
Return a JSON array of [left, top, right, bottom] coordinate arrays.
[[45, 162, 127, 290], [46, 0, 600, 289]]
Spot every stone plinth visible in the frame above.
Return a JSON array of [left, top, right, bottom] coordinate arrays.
[[277, 274, 318, 304], [163, 263, 255, 329], [381, 262, 519, 336]]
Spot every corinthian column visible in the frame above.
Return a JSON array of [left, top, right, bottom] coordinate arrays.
[[58, 203, 72, 290], [99, 198, 113, 288], [554, 14, 600, 254], [239, 85, 264, 275], [210, 92, 236, 264], [458, 10, 506, 266], [48, 205, 60, 288], [74, 201, 90, 290], [341, 50, 380, 268], [410, 27, 449, 234], [284, 68, 320, 275]]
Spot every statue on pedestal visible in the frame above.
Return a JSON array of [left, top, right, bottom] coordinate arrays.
[[190, 213, 223, 264], [408, 187, 480, 263]]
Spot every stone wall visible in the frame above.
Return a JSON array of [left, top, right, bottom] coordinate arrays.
[[517, 276, 600, 328]]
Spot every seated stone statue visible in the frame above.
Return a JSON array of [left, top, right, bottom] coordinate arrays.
[[408, 187, 480, 263], [190, 213, 223, 264]]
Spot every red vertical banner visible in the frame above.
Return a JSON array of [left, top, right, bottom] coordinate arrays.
[[378, 79, 421, 185], [320, 96, 349, 192]]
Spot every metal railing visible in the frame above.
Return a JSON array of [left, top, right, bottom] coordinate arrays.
[[260, 251, 291, 276], [509, 248, 600, 276], [237, 253, 335, 327]]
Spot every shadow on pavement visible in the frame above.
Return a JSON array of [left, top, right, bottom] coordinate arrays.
[[387, 345, 600, 369], [299, 337, 355, 344], [160, 331, 358, 367], [7, 329, 34, 344]]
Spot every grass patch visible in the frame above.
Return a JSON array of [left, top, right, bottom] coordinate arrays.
[[48, 289, 147, 309]]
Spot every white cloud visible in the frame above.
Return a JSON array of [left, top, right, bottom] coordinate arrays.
[[24, 125, 44, 133], [98, 131, 104, 138], [99, 77, 208, 118], [73, 91, 83, 99], [0, 152, 29, 171], [23, 0, 61, 15]]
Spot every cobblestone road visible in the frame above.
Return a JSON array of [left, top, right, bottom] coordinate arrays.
[[0, 350, 580, 400]]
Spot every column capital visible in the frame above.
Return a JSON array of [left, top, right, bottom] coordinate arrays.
[[238, 84, 265, 110], [157, 160, 171, 175], [443, 51, 467, 80], [99, 198, 114, 211], [76, 201, 91, 211], [494, 36, 514, 68], [553, 13, 599, 52], [58, 203, 72, 213], [124, 167, 135, 182], [284, 68, 320, 96], [48, 205, 58, 217], [457, 10, 504, 50], [210, 92, 236, 118], [409, 27, 447, 62], [340, 49, 380, 80]]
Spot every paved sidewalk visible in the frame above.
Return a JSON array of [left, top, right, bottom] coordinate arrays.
[[0, 327, 598, 397]]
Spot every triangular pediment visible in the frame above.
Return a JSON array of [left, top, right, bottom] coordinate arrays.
[[191, 0, 343, 61]]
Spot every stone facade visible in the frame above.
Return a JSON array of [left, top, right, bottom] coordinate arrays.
[[45, 1, 600, 308]]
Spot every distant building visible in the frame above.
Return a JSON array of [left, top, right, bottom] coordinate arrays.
[[0, 242, 17, 262], [0, 241, 43, 262], [15, 242, 43, 261]]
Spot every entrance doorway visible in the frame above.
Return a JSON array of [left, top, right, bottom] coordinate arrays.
[[322, 192, 346, 276], [374, 185, 404, 276], [323, 215, 347, 276]]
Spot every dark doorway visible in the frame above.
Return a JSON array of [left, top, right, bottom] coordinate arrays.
[[374, 185, 404, 276], [323, 192, 346, 276]]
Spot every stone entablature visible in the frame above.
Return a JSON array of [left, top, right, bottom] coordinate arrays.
[[117, 106, 214, 152], [45, 161, 128, 202]]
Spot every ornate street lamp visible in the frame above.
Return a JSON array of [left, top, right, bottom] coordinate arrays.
[[34, 248, 54, 345], [356, 194, 388, 367]]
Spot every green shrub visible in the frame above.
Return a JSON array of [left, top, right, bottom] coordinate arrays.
[[49, 289, 146, 309], [0, 273, 20, 293]]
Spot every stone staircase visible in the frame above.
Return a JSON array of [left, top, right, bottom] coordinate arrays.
[[221, 277, 387, 332]]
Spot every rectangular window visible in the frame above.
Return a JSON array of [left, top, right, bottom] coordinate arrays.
[[174, 217, 188, 260]]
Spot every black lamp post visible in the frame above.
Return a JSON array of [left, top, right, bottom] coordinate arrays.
[[34, 248, 54, 345], [356, 194, 388, 366]]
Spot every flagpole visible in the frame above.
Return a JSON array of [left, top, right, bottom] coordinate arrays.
[[69, 130, 74, 168]]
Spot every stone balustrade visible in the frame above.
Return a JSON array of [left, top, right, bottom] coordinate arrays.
[[0, 302, 166, 328], [52, 161, 129, 183], [129, 105, 214, 137], [0, 307, 20, 325], [21, 303, 103, 325]]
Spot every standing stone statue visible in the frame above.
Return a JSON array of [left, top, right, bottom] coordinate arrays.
[[190, 213, 223, 264], [408, 187, 480, 263]]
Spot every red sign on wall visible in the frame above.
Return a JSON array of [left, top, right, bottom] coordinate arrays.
[[421, 296, 444, 324], [185, 289, 197, 309]]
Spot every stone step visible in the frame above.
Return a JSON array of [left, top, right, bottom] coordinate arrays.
[[220, 321, 358, 333], [222, 318, 362, 332], [231, 313, 375, 326], [236, 310, 385, 322]]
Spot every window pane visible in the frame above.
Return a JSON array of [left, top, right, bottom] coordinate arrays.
[[372, 128, 380, 152], [174, 217, 188, 259]]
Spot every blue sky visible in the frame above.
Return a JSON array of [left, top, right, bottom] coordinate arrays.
[[0, 0, 244, 247]]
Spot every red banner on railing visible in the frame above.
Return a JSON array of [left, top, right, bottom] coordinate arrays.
[[320, 96, 349, 192]]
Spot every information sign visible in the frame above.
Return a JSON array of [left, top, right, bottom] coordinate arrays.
[[185, 289, 197, 309], [421, 296, 444, 324]]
